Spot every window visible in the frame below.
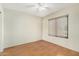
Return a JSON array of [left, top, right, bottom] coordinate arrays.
[[48, 15, 68, 38]]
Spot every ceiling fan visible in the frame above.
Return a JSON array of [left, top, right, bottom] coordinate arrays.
[[25, 3, 50, 12]]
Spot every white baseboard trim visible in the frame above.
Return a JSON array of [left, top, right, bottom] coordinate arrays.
[[43, 39, 79, 52]]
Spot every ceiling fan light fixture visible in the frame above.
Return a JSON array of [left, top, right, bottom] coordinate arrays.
[[33, 3, 49, 12], [38, 7, 47, 11]]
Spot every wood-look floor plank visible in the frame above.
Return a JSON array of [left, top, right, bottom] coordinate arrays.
[[1, 40, 79, 56]]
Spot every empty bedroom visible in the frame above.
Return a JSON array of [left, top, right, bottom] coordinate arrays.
[[0, 3, 79, 56]]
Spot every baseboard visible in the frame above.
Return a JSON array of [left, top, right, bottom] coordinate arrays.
[[43, 39, 79, 53], [4, 39, 43, 49]]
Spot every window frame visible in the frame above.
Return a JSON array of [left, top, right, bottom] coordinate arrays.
[[48, 15, 68, 39]]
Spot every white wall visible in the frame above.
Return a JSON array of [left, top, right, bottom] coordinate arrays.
[[0, 4, 4, 52], [42, 4, 79, 52], [4, 8, 42, 48], [0, 5, 2, 51]]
